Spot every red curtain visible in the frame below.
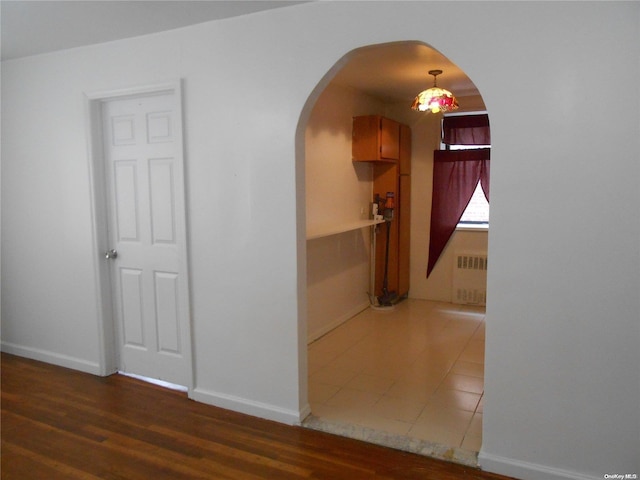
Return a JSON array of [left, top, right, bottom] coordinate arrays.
[[427, 148, 490, 277], [442, 114, 490, 146]]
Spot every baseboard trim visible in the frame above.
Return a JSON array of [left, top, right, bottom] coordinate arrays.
[[1, 342, 102, 376], [478, 451, 602, 480], [191, 387, 309, 426], [307, 301, 370, 344]]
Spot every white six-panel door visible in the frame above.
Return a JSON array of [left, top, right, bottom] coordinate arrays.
[[102, 92, 192, 387]]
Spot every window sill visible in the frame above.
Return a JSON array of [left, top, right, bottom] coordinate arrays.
[[456, 224, 489, 232]]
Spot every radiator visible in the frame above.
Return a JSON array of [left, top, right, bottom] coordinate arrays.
[[452, 252, 488, 305]]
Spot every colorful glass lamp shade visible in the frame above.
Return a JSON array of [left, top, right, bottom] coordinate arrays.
[[411, 69, 459, 113]]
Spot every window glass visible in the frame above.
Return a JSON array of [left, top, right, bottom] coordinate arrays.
[[459, 181, 489, 224]]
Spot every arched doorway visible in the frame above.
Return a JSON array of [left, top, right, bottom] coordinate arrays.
[[297, 41, 490, 464]]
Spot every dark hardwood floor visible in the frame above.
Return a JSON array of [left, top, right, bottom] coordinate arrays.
[[1, 353, 516, 479]]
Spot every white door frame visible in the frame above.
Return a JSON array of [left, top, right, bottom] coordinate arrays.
[[84, 80, 194, 392]]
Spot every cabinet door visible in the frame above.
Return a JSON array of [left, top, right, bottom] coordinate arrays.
[[352, 115, 400, 162], [380, 117, 400, 160], [352, 116, 381, 161], [399, 124, 412, 175]]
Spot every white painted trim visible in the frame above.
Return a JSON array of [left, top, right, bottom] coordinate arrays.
[[1, 342, 101, 376], [191, 387, 310, 426], [478, 451, 603, 480], [84, 95, 118, 377], [84, 80, 179, 101], [83, 79, 194, 389], [298, 403, 312, 424], [307, 301, 370, 344], [456, 224, 489, 232]]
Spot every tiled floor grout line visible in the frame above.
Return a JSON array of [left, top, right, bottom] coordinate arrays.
[[443, 312, 485, 447], [308, 300, 486, 451]]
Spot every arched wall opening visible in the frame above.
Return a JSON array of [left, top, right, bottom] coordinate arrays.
[[295, 40, 491, 458]]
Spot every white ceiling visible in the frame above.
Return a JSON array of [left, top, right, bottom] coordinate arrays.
[[0, 1, 307, 61], [1, 1, 482, 107]]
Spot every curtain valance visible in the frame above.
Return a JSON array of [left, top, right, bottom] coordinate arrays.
[[442, 114, 490, 146], [433, 148, 491, 164]]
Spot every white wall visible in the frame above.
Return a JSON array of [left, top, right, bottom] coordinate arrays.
[[305, 83, 384, 342], [2, 3, 638, 479]]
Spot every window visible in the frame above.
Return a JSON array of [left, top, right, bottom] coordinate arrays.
[[447, 141, 490, 228], [459, 181, 489, 225], [428, 113, 490, 276]]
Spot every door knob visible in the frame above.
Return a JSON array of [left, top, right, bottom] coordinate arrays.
[[105, 249, 118, 259]]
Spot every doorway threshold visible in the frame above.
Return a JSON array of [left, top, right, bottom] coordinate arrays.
[[118, 371, 188, 393], [302, 414, 479, 467]]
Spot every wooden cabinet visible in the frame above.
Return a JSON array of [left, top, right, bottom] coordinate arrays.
[[397, 174, 411, 297], [352, 115, 411, 299], [399, 123, 411, 174], [352, 115, 400, 162], [397, 123, 411, 297]]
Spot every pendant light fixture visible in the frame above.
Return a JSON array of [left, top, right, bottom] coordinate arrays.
[[411, 69, 459, 113]]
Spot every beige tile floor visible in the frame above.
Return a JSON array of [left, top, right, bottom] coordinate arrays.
[[308, 299, 485, 452]]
